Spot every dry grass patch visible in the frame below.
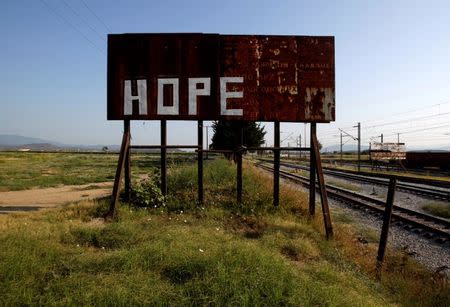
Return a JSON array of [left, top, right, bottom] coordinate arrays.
[[0, 158, 448, 306]]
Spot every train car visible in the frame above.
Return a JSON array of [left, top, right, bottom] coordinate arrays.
[[403, 151, 450, 170]]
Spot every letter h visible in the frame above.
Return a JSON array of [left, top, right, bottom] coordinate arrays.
[[124, 79, 147, 115]]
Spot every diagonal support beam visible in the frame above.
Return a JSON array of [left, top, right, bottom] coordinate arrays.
[[106, 120, 130, 219], [311, 128, 333, 238]]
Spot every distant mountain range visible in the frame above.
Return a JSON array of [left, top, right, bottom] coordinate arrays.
[[0, 134, 188, 152], [0, 135, 57, 146], [0, 134, 120, 152]]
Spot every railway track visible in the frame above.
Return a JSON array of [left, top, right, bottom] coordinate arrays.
[[265, 160, 450, 201], [256, 162, 450, 244]]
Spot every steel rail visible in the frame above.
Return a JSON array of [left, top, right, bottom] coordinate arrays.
[[271, 160, 450, 201], [256, 163, 450, 243]]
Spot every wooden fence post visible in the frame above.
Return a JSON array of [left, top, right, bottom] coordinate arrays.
[[377, 177, 397, 274]]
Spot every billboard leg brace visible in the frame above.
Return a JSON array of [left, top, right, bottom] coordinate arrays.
[[311, 125, 333, 239], [309, 124, 317, 216], [106, 120, 130, 219], [124, 141, 131, 201]]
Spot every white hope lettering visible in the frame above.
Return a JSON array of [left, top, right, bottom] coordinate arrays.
[[157, 78, 179, 115], [188, 78, 210, 115], [123, 77, 244, 116], [124, 79, 147, 115], [220, 77, 243, 116]]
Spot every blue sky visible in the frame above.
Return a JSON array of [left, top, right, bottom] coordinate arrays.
[[1, 0, 450, 149]]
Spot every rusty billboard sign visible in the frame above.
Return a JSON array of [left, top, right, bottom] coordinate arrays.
[[107, 33, 335, 122], [370, 142, 406, 161]]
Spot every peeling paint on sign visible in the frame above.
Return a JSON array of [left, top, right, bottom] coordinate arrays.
[[305, 87, 335, 121], [107, 33, 335, 122]]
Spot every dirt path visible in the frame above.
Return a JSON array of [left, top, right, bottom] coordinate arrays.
[[0, 182, 112, 213]]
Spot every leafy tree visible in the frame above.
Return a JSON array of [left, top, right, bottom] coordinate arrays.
[[210, 121, 266, 152]]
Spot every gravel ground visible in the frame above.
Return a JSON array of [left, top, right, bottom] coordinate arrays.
[[281, 177, 450, 274], [331, 199, 450, 273], [316, 171, 449, 217]]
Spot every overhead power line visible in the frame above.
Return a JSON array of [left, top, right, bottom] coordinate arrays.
[[324, 101, 450, 130], [81, 0, 112, 33], [361, 101, 450, 125], [39, 0, 105, 54], [362, 111, 450, 130], [384, 123, 450, 137], [61, 0, 106, 42]]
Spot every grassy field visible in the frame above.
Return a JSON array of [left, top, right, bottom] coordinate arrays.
[[0, 156, 448, 306], [0, 151, 194, 191], [327, 180, 362, 192], [422, 202, 450, 219]]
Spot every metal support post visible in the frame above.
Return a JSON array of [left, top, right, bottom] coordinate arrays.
[[160, 120, 167, 197], [124, 120, 131, 201], [197, 120, 203, 204], [236, 123, 243, 204], [274, 121, 280, 207]]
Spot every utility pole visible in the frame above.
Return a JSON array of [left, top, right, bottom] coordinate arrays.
[[397, 133, 400, 144], [381, 133, 383, 144], [339, 124, 360, 171], [299, 134, 302, 160], [356, 122, 361, 172]]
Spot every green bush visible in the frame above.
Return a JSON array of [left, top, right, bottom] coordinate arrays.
[[131, 177, 165, 208]]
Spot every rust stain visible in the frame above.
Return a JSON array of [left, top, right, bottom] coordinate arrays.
[[107, 33, 335, 122]]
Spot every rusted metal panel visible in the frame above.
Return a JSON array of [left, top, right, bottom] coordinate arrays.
[[370, 143, 406, 161], [108, 33, 335, 122]]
